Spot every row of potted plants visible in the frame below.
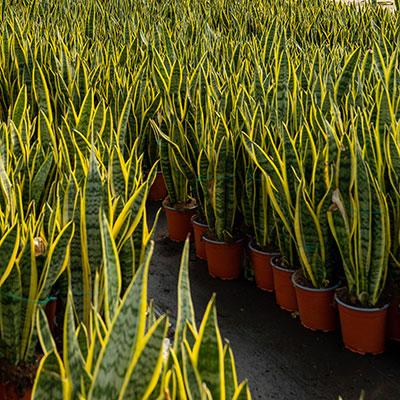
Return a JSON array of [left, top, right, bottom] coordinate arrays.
[[152, 133, 397, 356], [146, 44, 400, 354]]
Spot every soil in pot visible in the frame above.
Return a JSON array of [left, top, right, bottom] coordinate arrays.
[[203, 230, 244, 280], [249, 241, 280, 292], [292, 271, 340, 332], [148, 171, 167, 201], [191, 214, 208, 260], [386, 281, 400, 341], [335, 288, 389, 355], [271, 256, 299, 312], [162, 197, 197, 242], [0, 355, 41, 399]]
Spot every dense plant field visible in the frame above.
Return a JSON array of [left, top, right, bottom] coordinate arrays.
[[0, 0, 399, 398]]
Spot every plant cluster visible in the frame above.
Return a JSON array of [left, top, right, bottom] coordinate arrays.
[[1, 0, 400, 396], [33, 240, 251, 400], [143, 0, 400, 308]]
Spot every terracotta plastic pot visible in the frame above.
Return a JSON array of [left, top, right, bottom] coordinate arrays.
[[203, 235, 244, 279], [148, 171, 167, 201], [45, 297, 57, 334], [0, 384, 32, 400], [387, 296, 400, 341], [248, 241, 280, 292], [163, 201, 197, 242], [191, 215, 208, 260], [271, 257, 298, 312], [335, 294, 389, 355], [292, 271, 340, 332]]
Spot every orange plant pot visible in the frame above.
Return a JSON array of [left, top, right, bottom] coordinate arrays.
[[191, 215, 208, 260], [163, 203, 197, 242], [0, 384, 32, 400], [387, 296, 400, 341], [271, 257, 298, 312], [44, 297, 57, 334], [248, 241, 279, 292], [203, 235, 244, 280], [292, 271, 340, 332], [335, 294, 389, 355], [148, 171, 167, 201]]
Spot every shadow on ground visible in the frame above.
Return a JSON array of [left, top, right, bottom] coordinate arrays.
[[146, 201, 400, 400]]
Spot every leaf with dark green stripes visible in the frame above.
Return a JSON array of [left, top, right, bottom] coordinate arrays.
[[335, 48, 360, 104], [100, 211, 121, 326], [33, 63, 53, 122], [39, 221, 74, 300], [12, 85, 27, 129], [32, 350, 65, 399], [36, 307, 56, 354], [224, 342, 238, 399], [85, 147, 103, 275], [0, 266, 21, 365], [181, 341, 202, 400], [120, 315, 168, 399], [193, 295, 222, 400], [64, 293, 91, 397], [0, 224, 20, 287], [31, 153, 54, 208], [89, 243, 153, 399], [174, 238, 196, 357]]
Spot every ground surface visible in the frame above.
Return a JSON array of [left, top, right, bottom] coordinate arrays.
[[147, 202, 400, 400]]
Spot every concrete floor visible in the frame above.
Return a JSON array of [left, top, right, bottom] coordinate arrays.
[[146, 201, 400, 400]]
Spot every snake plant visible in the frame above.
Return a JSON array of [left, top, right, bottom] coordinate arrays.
[[242, 129, 299, 268], [196, 114, 238, 242], [3, 0, 400, 392], [328, 136, 390, 306], [243, 162, 277, 248], [0, 206, 74, 366], [33, 239, 251, 399]]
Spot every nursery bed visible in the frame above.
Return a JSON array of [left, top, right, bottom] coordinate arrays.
[[147, 202, 400, 400]]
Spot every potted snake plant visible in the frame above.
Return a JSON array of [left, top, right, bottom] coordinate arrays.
[[150, 58, 199, 242], [150, 119, 197, 242], [144, 113, 168, 201], [242, 129, 300, 311], [328, 136, 390, 354], [244, 164, 280, 291], [150, 56, 198, 242], [289, 128, 341, 332], [150, 113, 208, 258], [198, 117, 243, 279]]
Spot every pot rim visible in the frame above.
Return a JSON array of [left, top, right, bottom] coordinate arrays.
[[271, 256, 298, 273], [163, 203, 197, 211], [191, 214, 209, 228], [291, 270, 341, 292], [202, 233, 244, 246], [248, 240, 280, 256], [143, 169, 163, 175], [334, 293, 389, 312]]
